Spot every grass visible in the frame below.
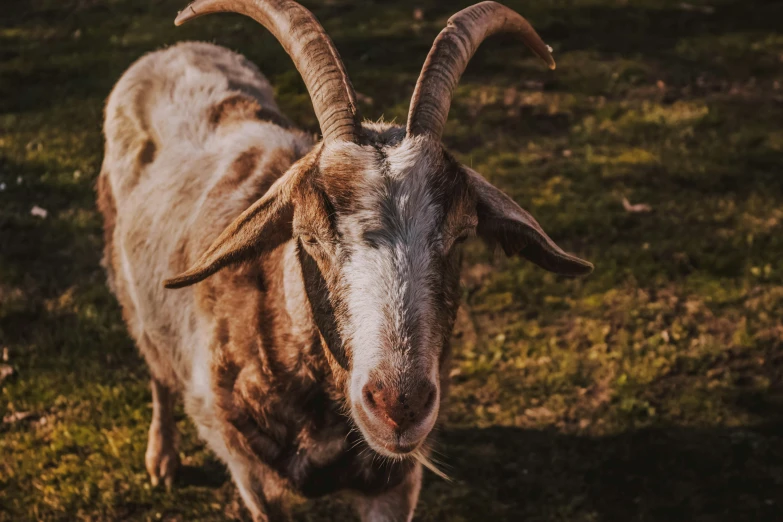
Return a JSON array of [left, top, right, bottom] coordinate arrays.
[[1, 0, 783, 520]]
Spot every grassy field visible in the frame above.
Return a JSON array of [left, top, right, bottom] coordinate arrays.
[[2, 0, 783, 520]]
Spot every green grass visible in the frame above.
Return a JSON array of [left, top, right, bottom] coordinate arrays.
[[2, 0, 783, 520]]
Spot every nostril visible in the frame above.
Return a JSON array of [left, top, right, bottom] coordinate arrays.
[[422, 388, 436, 413], [361, 379, 437, 431]]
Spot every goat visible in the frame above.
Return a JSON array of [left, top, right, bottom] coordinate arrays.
[[97, 1, 592, 520]]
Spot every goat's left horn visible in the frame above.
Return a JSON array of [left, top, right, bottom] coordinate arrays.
[[175, 0, 360, 143], [407, 1, 555, 139]]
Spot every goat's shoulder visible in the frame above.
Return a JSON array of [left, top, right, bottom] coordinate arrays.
[[101, 42, 296, 194], [105, 41, 278, 134]]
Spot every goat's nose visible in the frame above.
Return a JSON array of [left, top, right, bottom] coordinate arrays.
[[362, 380, 436, 432]]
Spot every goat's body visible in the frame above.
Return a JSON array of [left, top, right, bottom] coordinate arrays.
[[100, 41, 307, 392], [98, 3, 591, 514], [98, 42, 416, 514]]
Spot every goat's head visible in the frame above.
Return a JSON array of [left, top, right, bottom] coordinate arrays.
[[165, 0, 592, 458]]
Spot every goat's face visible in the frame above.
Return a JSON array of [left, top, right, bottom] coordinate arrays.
[[165, 126, 592, 457], [293, 134, 468, 456]]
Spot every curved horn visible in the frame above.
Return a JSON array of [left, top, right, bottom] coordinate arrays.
[[407, 1, 555, 139], [176, 0, 359, 142]]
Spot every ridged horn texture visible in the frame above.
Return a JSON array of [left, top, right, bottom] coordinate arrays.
[[407, 1, 556, 139], [176, 0, 359, 142]]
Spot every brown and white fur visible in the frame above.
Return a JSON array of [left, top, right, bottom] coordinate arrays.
[[98, 2, 592, 521]]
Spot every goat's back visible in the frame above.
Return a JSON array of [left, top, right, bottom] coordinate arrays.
[[98, 41, 312, 387]]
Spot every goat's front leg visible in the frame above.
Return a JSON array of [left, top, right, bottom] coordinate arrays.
[[225, 458, 291, 522], [145, 377, 179, 489], [354, 462, 422, 522]]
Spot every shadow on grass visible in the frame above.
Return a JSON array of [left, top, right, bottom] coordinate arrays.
[[177, 459, 231, 490], [157, 418, 783, 521], [420, 420, 783, 522]]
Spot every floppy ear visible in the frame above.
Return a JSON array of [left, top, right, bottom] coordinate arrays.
[[163, 172, 298, 289], [465, 167, 593, 277]]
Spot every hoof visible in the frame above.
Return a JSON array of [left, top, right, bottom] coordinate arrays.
[[145, 424, 179, 491]]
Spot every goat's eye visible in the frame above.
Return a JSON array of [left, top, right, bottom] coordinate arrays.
[[446, 231, 470, 254], [454, 232, 470, 245], [300, 234, 319, 247]]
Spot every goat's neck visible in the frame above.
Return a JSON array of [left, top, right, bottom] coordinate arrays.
[[280, 241, 317, 345], [262, 241, 343, 396]]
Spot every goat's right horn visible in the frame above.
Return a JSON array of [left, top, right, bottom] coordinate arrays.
[[407, 1, 555, 140], [176, 0, 360, 143]]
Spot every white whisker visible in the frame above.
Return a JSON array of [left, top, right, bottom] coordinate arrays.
[[412, 448, 451, 482]]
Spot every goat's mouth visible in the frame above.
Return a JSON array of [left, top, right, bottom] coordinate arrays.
[[350, 401, 437, 460], [373, 438, 420, 459], [360, 430, 424, 460]]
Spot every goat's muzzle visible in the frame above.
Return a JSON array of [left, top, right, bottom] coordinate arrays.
[[353, 375, 439, 456]]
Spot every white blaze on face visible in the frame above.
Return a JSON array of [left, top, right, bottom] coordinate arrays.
[[328, 138, 444, 397]]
